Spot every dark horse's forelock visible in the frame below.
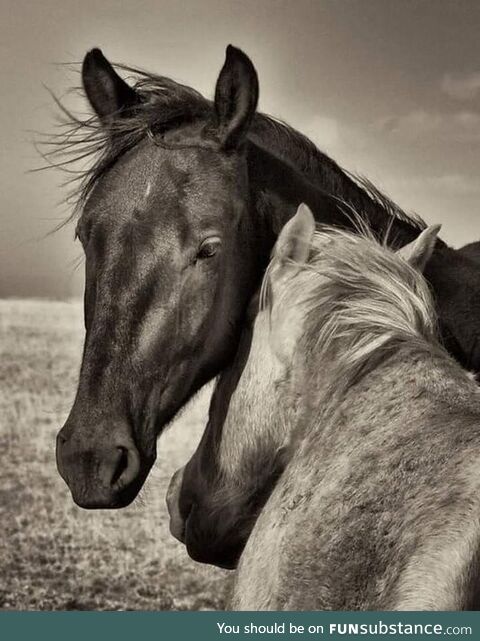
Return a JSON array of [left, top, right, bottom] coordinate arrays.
[[37, 65, 212, 224], [38, 62, 424, 234]]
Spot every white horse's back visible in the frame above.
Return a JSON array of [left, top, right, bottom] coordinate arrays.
[[232, 344, 480, 610]]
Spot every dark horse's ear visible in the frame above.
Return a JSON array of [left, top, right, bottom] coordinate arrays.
[[212, 45, 259, 150], [82, 48, 139, 124]]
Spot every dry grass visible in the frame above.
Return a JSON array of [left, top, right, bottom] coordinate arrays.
[[0, 298, 229, 610]]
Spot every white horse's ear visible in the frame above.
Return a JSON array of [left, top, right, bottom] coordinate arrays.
[[274, 204, 316, 267], [397, 225, 441, 271]]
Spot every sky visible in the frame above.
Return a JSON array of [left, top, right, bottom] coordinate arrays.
[[1, 0, 479, 298]]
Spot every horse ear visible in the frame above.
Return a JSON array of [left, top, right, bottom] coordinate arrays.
[[397, 225, 441, 271], [212, 45, 259, 150], [82, 48, 139, 124], [275, 204, 316, 266]]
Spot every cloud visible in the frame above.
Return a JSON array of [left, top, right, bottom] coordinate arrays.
[[300, 114, 372, 164], [400, 174, 480, 197], [441, 72, 480, 101], [376, 109, 480, 143], [301, 115, 342, 151], [427, 174, 479, 196]]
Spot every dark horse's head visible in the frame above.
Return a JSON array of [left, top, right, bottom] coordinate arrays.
[[56, 46, 264, 508]]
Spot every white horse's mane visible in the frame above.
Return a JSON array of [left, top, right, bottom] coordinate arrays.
[[262, 218, 439, 390]]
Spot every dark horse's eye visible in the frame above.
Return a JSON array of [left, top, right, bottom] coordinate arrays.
[[197, 237, 221, 260]]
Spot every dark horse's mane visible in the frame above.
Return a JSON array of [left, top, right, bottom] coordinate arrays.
[[40, 64, 425, 231]]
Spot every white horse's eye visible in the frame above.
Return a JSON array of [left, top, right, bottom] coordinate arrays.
[[197, 237, 221, 259]]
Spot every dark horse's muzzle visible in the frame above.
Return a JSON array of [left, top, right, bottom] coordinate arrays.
[[56, 418, 151, 509]]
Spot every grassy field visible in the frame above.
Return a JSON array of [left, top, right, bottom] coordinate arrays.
[[0, 298, 229, 610]]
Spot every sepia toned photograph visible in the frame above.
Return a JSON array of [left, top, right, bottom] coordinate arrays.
[[1, 0, 480, 614]]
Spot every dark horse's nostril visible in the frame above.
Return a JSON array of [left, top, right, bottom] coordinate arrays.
[[109, 445, 141, 492], [111, 446, 129, 487]]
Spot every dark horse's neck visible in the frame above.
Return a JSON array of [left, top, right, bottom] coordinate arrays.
[[250, 118, 428, 242], [247, 141, 430, 251]]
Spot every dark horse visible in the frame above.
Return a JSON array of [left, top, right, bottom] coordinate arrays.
[[55, 46, 480, 520]]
